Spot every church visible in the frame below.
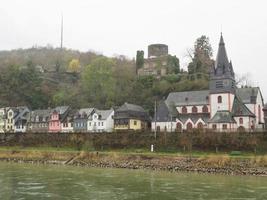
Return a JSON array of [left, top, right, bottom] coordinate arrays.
[[152, 34, 265, 132]]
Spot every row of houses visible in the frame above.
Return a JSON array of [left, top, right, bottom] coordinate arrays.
[[0, 103, 151, 133]]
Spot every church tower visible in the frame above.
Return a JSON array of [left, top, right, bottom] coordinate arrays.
[[209, 34, 236, 118]]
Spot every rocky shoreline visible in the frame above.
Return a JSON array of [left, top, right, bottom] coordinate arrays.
[[0, 151, 266, 176]]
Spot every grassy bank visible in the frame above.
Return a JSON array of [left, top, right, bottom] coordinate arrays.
[[0, 146, 266, 176]]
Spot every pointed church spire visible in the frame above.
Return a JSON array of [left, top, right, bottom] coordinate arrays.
[[209, 33, 236, 94], [215, 33, 230, 73], [219, 32, 224, 45]]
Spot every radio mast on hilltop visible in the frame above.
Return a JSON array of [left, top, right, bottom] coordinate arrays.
[[60, 14, 63, 49]]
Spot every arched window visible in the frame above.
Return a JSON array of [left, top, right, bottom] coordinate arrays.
[[176, 123, 182, 132], [186, 122, 193, 130], [239, 118, 243, 125], [182, 106, 187, 114], [197, 122, 203, 129], [192, 106, 198, 113], [218, 96, 222, 103], [202, 105, 208, 113]]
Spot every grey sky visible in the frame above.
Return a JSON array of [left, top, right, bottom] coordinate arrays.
[[0, 0, 267, 100]]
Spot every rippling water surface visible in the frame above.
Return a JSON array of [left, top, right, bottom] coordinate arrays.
[[0, 162, 266, 200]]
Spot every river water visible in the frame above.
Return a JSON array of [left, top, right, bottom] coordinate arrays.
[[0, 162, 266, 200]]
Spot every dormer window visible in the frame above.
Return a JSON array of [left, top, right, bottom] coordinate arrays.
[[98, 115, 102, 120], [202, 105, 208, 113], [182, 106, 187, 114], [192, 106, 198, 113]]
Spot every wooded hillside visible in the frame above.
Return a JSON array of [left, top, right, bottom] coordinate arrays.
[[0, 36, 213, 115]]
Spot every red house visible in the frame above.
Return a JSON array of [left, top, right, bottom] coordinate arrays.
[[48, 106, 70, 133]]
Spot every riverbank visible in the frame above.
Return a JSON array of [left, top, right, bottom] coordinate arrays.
[[0, 148, 266, 176]]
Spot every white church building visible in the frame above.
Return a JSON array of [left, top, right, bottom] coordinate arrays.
[[152, 34, 265, 132]]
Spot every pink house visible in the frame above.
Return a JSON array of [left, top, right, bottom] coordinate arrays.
[[48, 106, 70, 133]]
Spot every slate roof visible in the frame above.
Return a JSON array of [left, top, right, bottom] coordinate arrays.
[[62, 108, 78, 122], [115, 103, 150, 121], [95, 109, 114, 120], [213, 34, 234, 76], [264, 104, 267, 110], [54, 106, 69, 115], [30, 109, 51, 122], [77, 108, 94, 117], [153, 101, 177, 122], [166, 90, 209, 106], [116, 103, 145, 113], [74, 108, 94, 120], [236, 87, 260, 104], [8, 106, 30, 123], [208, 111, 236, 123], [231, 97, 255, 117]]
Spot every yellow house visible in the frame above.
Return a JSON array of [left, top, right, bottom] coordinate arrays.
[[114, 103, 150, 131]]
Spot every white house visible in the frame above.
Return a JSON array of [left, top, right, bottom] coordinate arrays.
[[152, 34, 265, 132], [87, 109, 114, 132], [5, 107, 30, 133]]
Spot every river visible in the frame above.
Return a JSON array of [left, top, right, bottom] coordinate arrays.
[[0, 162, 266, 200]]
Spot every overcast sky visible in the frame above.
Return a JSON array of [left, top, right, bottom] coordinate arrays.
[[0, 0, 267, 100]]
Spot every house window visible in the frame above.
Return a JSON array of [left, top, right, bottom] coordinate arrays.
[[156, 126, 160, 132], [212, 124, 217, 130], [202, 105, 208, 113], [98, 122, 100, 126], [192, 106, 198, 113], [182, 106, 187, 114], [89, 122, 91, 126], [101, 122, 104, 126], [134, 121, 137, 125], [239, 118, 243, 125], [222, 124, 227, 130], [218, 96, 222, 103]]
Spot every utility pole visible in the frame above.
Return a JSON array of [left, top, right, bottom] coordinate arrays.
[[154, 100, 157, 139]]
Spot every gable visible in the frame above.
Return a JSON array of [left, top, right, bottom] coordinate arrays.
[[232, 96, 255, 117]]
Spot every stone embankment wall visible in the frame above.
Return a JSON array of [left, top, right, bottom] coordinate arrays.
[[0, 131, 267, 153]]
